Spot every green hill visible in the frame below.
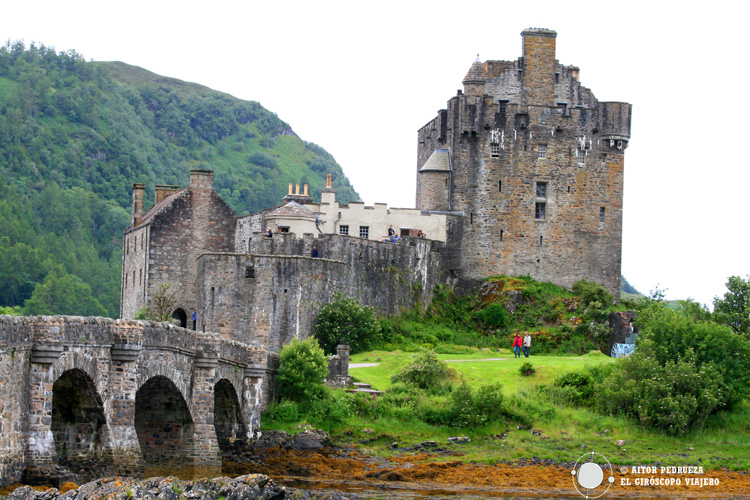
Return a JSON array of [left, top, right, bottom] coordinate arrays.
[[0, 41, 359, 317]]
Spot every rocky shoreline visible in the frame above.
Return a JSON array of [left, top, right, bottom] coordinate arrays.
[[4, 474, 353, 500], [4, 430, 750, 499]]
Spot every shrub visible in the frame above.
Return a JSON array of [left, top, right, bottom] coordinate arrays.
[[599, 303, 750, 434], [263, 400, 299, 423], [446, 382, 505, 427], [519, 362, 536, 376], [553, 371, 594, 406], [277, 337, 328, 402], [391, 349, 452, 392], [314, 293, 380, 354], [474, 303, 510, 331], [572, 279, 614, 308]]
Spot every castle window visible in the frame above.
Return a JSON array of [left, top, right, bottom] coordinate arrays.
[[536, 182, 547, 199], [490, 142, 500, 157], [279, 226, 290, 233], [538, 145, 547, 159], [359, 226, 369, 239], [500, 229, 504, 241], [557, 103, 567, 115], [600, 207, 605, 222], [339, 225, 349, 235], [577, 149, 586, 165], [555, 72, 560, 84], [535, 182, 547, 221], [600, 153, 607, 165], [539, 236, 543, 246], [535, 203, 546, 220], [498, 100, 508, 114], [499, 181, 502, 192]]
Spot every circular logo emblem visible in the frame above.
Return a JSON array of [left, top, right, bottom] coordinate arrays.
[[571, 451, 615, 498]]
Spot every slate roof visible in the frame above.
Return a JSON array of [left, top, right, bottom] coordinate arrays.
[[130, 188, 188, 229], [419, 149, 451, 172], [267, 201, 318, 219], [462, 58, 487, 84]]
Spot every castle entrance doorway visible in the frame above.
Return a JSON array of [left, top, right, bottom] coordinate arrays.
[[213, 379, 246, 456], [51, 369, 109, 476], [135, 376, 194, 468], [172, 308, 187, 328]]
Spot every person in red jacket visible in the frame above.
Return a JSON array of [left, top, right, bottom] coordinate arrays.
[[512, 333, 523, 358]]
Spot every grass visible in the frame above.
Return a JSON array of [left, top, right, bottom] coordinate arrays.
[[262, 348, 750, 470], [350, 349, 614, 394]]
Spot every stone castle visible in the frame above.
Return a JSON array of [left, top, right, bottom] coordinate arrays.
[[0, 28, 631, 487], [121, 28, 631, 352]]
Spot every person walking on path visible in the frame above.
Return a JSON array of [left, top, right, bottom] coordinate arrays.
[[523, 332, 531, 358], [512, 333, 523, 358]]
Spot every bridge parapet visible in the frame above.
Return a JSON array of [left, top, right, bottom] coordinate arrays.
[[0, 315, 267, 487]]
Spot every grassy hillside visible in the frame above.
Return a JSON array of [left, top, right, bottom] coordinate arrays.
[[0, 41, 358, 317]]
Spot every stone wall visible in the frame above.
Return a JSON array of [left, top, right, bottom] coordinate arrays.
[[197, 233, 446, 355], [0, 315, 267, 488]]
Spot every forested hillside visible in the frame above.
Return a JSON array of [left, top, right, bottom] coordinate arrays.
[[0, 41, 359, 318]]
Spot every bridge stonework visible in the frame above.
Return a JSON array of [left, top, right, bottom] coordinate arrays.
[[0, 315, 267, 487]]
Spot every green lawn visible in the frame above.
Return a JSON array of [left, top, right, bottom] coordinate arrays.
[[350, 349, 614, 394]]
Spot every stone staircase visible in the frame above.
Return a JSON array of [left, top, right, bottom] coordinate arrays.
[[345, 382, 382, 396]]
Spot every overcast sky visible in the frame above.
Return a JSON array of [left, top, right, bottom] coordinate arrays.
[[2, 0, 747, 307]]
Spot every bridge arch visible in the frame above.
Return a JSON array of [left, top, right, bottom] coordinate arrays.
[[213, 378, 246, 455], [51, 368, 110, 474], [134, 375, 194, 467], [136, 358, 193, 414]]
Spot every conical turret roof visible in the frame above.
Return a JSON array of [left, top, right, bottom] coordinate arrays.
[[462, 56, 487, 85]]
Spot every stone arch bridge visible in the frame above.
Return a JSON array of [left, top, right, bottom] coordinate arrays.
[[0, 315, 268, 487]]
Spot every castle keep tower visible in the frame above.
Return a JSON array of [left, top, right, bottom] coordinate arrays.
[[417, 28, 632, 298]]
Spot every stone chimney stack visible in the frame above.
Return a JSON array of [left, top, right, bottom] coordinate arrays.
[[155, 185, 181, 204], [282, 180, 314, 205], [189, 169, 213, 191], [132, 183, 145, 227], [321, 173, 336, 205], [521, 28, 557, 106]]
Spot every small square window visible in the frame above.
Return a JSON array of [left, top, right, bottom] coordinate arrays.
[[490, 143, 500, 158], [535, 202, 546, 220], [339, 225, 349, 235], [538, 145, 547, 159], [279, 226, 290, 233], [536, 182, 547, 199], [557, 102, 567, 115], [359, 226, 369, 239], [498, 100, 508, 114]]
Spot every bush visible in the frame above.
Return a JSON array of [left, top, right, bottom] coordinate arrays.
[[277, 337, 328, 402], [314, 293, 381, 354], [553, 371, 594, 406], [447, 382, 505, 427], [391, 349, 453, 392], [599, 303, 750, 434], [474, 303, 510, 331], [519, 362, 536, 376], [572, 279, 614, 308], [263, 400, 299, 423]]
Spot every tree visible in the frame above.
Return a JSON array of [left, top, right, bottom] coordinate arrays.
[[314, 293, 380, 354], [713, 275, 750, 336], [277, 337, 328, 402], [144, 283, 178, 322], [24, 266, 108, 317]]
